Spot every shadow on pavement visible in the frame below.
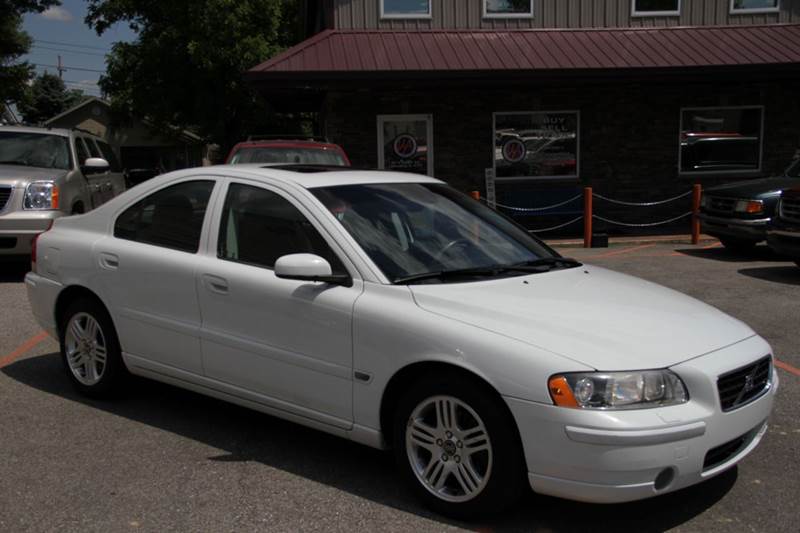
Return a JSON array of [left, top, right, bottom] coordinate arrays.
[[674, 245, 785, 263], [3, 353, 737, 532], [739, 266, 800, 286], [0, 261, 29, 283]]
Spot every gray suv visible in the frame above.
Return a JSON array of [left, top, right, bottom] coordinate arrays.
[[0, 126, 125, 258]]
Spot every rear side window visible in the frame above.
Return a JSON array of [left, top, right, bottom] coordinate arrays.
[[115, 180, 215, 253], [218, 183, 346, 274], [96, 141, 122, 172]]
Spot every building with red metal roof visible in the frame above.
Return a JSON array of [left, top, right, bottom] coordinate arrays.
[[246, 1, 800, 232]]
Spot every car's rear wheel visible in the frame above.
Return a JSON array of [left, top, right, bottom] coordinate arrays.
[[393, 374, 526, 519], [720, 238, 758, 253], [59, 298, 126, 397]]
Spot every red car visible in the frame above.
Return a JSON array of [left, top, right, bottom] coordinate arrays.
[[225, 138, 351, 167]]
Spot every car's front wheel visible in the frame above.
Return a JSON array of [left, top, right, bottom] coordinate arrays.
[[393, 374, 526, 518], [59, 298, 127, 397]]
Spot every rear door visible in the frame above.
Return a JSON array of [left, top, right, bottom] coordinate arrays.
[[92, 178, 219, 376]]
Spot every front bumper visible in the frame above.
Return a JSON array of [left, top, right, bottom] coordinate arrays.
[[506, 335, 778, 504], [766, 219, 800, 259], [698, 213, 769, 241], [0, 209, 62, 256]]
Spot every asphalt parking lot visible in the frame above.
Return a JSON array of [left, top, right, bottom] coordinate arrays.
[[0, 242, 798, 533]]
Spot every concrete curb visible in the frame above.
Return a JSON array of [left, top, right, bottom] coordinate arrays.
[[546, 234, 719, 249]]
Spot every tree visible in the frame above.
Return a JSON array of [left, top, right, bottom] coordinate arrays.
[[85, 0, 302, 154], [0, 1, 60, 105], [17, 72, 86, 124]]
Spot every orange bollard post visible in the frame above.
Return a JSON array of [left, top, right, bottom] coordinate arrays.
[[470, 190, 481, 201], [691, 184, 702, 245], [584, 187, 593, 249]]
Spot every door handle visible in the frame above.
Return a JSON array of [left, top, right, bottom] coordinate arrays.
[[99, 252, 119, 270], [202, 274, 229, 295]]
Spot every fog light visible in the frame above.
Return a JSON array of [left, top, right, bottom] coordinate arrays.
[[654, 468, 675, 491]]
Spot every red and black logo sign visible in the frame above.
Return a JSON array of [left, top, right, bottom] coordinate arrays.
[[502, 139, 527, 163], [393, 134, 418, 159]]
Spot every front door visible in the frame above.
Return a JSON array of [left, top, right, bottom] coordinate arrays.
[[196, 181, 361, 427]]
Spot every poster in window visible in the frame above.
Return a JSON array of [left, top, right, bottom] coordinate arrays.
[[380, 116, 431, 175], [680, 107, 762, 173], [494, 112, 579, 179]]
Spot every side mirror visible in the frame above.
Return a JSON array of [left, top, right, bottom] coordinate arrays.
[[83, 157, 110, 174], [274, 253, 350, 285]]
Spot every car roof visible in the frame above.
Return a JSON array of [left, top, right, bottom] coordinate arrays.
[[203, 164, 443, 189], [0, 125, 71, 137]]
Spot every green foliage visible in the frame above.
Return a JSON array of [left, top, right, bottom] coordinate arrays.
[[0, 0, 60, 103], [86, 0, 302, 153], [17, 72, 87, 124]]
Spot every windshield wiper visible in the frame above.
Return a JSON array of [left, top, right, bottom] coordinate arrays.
[[394, 258, 582, 285], [511, 257, 582, 270]]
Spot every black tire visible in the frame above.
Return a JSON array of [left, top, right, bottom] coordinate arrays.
[[58, 298, 127, 398], [720, 238, 758, 253], [392, 373, 526, 519]]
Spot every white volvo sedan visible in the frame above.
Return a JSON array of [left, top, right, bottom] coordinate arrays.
[[26, 165, 777, 518]]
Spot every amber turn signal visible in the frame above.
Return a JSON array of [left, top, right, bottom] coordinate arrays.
[[548, 376, 579, 408]]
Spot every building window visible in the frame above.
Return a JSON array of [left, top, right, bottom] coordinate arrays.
[[493, 111, 579, 181], [632, 0, 681, 16], [484, 0, 533, 18], [380, 0, 432, 19], [730, 0, 780, 13], [377, 114, 434, 176], [679, 107, 764, 174]]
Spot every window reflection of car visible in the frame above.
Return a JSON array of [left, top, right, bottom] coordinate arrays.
[[681, 135, 760, 173], [496, 131, 577, 176], [699, 158, 800, 251]]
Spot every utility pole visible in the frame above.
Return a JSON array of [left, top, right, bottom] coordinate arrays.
[[57, 55, 66, 79]]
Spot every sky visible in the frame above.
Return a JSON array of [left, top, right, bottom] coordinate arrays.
[[21, 0, 136, 98]]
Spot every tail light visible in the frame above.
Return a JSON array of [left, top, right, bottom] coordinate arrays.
[[30, 220, 54, 272]]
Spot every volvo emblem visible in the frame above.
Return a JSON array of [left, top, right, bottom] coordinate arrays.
[[734, 368, 760, 407]]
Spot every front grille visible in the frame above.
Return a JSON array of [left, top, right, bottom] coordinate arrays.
[[779, 197, 800, 224], [0, 186, 11, 211], [705, 196, 736, 214], [717, 357, 771, 412], [703, 430, 754, 471]]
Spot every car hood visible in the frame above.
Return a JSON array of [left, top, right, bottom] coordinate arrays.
[[409, 265, 755, 371], [0, 164, 68, 188], [705, 176, 800, 199]]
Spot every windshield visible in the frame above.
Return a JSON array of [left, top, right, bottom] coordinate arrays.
[[230, 146, 347, 166], [787, 159, 800, 178], [0, 132, 72, 170], [312, 183, 561, 283]]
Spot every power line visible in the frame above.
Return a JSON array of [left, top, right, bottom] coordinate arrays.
[[33, 63, 105, 74], [34, 39, 110, 52], [31, 45, 107, 57]]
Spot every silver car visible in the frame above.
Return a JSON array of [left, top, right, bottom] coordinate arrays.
[[0, 126, 126, 257]]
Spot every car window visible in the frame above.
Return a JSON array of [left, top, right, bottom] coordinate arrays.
[[230, 147, 348, 166], [96, 140, 122, 172], [83, 138, 102, 158], [114, 180, 215, 253], [74, 138, 90, 165], [218, 183, 346, 274]]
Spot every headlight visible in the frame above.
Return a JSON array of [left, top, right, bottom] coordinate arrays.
[[548, 370, 688, 410], [734, 199, 764, 214], [23, 181, 59, 210]]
